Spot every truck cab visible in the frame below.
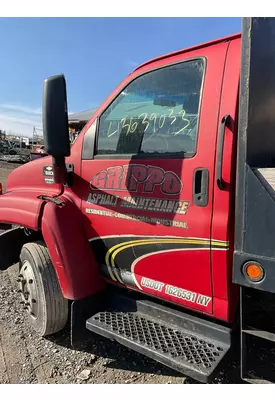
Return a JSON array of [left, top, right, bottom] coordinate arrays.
[[1, 18, 275, 383]]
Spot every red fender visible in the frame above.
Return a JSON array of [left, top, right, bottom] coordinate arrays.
[[41, 196, 105, 300], [0, 191, 45, 229]]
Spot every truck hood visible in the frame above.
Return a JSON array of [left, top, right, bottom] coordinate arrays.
[[5, 156, 62, 196]]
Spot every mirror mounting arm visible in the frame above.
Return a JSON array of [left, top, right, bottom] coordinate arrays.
[[52, 156, 68, 184]]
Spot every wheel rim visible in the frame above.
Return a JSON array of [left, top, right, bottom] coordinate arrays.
[[18, 260, 39, 319]]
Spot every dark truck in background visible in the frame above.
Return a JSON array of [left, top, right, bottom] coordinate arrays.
[[1, 17, 275, 383]]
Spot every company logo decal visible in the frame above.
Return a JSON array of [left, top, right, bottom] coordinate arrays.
[[86, 165, 189, 223], [42, 165, 54, 184], [90, 164, 183, 195]]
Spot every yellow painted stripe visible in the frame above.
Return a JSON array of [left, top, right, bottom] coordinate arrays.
[[105, 265, 117, 282], [110, 263, 124, 284], [211, 240, 229, 247], [103, 252, 117, 282], [112, 269, 124, 284]]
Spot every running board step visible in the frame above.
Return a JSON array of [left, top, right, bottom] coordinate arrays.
[[86, 293, 231, 382]]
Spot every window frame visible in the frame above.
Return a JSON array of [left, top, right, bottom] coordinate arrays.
[[82, 57, 206, 161]]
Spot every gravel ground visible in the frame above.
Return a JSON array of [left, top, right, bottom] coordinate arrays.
[[0, 161, 242, 384]]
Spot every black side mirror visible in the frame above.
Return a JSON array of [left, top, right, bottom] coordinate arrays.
[[42, 74, 71, 184]]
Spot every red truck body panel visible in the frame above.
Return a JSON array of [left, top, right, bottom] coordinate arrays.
[[79, 40, 232, 319], [3, 33, 241, 322], [41, 197, 105, 299], [211, 37, 241, 320], [0, 191, 45, 230]]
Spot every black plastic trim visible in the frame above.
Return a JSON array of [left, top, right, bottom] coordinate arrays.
[[82, 119, 97, 160], [193, 168, 209, 207], [70, 290, 107, 347], [233, 18, 275, 293], [93, 152, 194, 161], [216, 114, 230, 190], [233, 166, 275, 292]]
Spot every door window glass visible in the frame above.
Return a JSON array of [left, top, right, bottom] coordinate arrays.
[[96, 59, 204, 156]]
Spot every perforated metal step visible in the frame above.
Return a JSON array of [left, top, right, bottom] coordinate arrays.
[[86, 293, 231, 382]]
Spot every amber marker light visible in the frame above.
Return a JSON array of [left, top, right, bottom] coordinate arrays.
[[242, 261, 265, 282]]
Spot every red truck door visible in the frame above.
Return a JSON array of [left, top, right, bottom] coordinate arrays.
[[79, 40, 229, 315]]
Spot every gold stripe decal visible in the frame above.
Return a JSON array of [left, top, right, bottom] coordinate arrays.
[[103, 237, 228, 282]]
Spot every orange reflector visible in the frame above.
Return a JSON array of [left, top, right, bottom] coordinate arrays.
[[243, 262, 264, 282]]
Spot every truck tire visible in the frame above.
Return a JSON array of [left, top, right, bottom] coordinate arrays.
[[18, 241, 68, 337]]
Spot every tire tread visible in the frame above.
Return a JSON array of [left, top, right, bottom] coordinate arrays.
[[20, 241, 68, 336]]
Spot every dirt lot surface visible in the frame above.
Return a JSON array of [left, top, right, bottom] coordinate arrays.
[[0, 161, 241, 384]]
